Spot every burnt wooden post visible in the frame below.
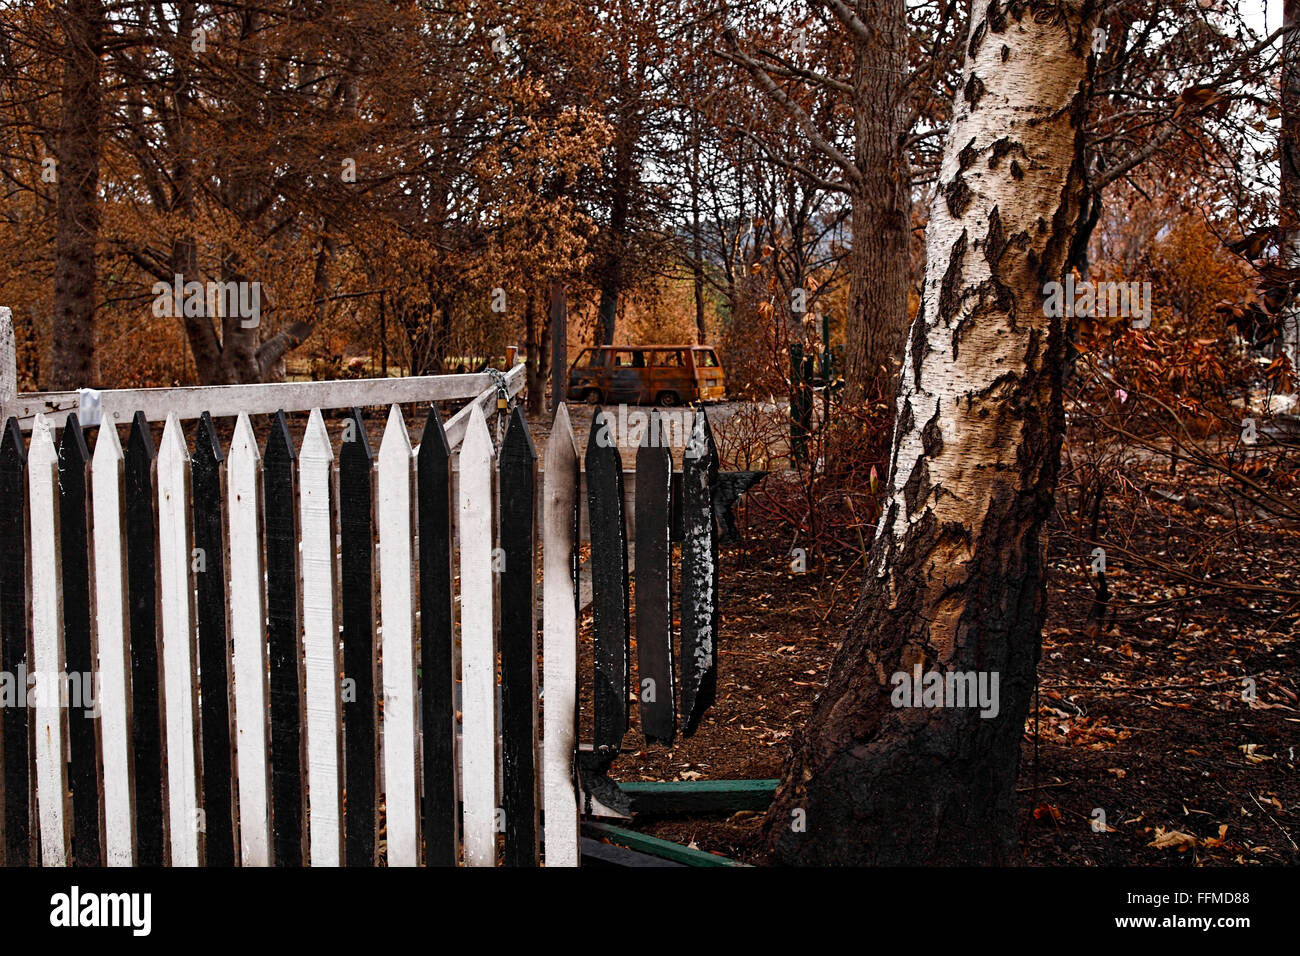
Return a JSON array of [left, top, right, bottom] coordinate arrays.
[[417, 408, 457, 866], [680, 408, 719, 736], [499, 407, 538, 866], [264, 410, 306, 866], [58, 414, 100, 865], [0, 418, 31, 865], [338, 408, 377, 866], [124, 412, 163, 865], [634, 410, 675, 745], [584, 408, 629, 771], [192, 412, 236, 866], [550, 282, 566, 412]]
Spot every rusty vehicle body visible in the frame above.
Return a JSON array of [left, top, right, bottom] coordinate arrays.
[[566, 345, 726, 406]]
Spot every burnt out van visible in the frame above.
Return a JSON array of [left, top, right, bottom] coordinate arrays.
[[566, 345, 726, 406]]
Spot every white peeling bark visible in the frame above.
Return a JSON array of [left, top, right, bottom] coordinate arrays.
[[766, 0, 1099, 866]]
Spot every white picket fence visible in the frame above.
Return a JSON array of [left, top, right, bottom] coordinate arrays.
[[0, 326, 593, 866]]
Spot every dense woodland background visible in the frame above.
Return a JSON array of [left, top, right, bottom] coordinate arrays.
[[0, 1, 1291, 407]]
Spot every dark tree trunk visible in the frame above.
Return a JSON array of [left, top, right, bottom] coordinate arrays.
[[764, 0, 1098, 866], [50, 0, 104, 389], [524, 287, 551, 416], [1280, 0, 1300, 371], [842, 0, 912, 397], [597, 128, 635, 347]]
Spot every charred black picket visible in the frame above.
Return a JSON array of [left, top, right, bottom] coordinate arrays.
[[499, 407, 538, 866], [417, 407, 457, 866], [125, 412, 163, 866], [680, 409, 719, 737], [585, 409, 630, 769], [0, 418, 30, 866], [263, 410, 305, 866], [635, 411, 675, 745], [58, 415, 100, 865], [338, 407, 377, 866], [192, 412, 236, 867]]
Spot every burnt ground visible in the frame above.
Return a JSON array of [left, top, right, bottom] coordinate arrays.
[[580, 468, 1300, 867]]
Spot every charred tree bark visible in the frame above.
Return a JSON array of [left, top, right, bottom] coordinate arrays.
[[1280, 0, 1300, 374], [764, 0, 1098, 866], [50, 0, 104, 389]]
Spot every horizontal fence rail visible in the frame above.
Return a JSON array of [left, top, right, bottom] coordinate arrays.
[[0, 382, 587, 868], [1, 363, 525, 434]]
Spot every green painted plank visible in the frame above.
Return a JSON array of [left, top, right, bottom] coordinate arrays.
[[582, 822, 751, 868]]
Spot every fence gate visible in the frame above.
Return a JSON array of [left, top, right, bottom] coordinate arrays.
[[0, 340, 730, 866], [0, 355, 606, 866]]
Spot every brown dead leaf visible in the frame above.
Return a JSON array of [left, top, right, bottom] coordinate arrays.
[[1203, 825, 1229, 848], [1033, 803, 1062, 824], [1149, 827, 1198, 852]]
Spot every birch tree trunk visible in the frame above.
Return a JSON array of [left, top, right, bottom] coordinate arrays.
[[765, 0, 1098, 866]]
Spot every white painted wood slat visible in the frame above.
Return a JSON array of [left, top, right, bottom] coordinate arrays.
[[92, 422, 135, 865], [458, 405, 498, 867], [542, 404, 580, 867], [228, 412, 272, 866], [299, 408, 343, 865], [28, 414, 68, 866], [158, 413, 202, 867], [378, 405, 420, 866]]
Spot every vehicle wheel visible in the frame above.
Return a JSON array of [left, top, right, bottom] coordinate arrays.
[[656, 391, 680, 407], [583, 388, 603, 405]]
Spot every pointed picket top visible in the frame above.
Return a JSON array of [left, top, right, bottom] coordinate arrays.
[[264, 409, 295, 466], [418, 405, 450, 467], [300, 407, 334, 465], [59, 412, 91, 471], [341, 407, 374, 467], [127, 409, 156, 465], [29, 413, 57, 467], [639, 409, 668, 459], [585, 405, 615, 469], [379, 403, 412, 465], [194, 411, 224, 470], [1, 415, 26, 469], [501, 405, 536, 465], [684, 406, 716, 462], [229, 411, 260, 469], [462, 401, 494, 465], [93, 415, 124, 466], [158, 411, 189, 470], [549, 401, 577, 463]]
